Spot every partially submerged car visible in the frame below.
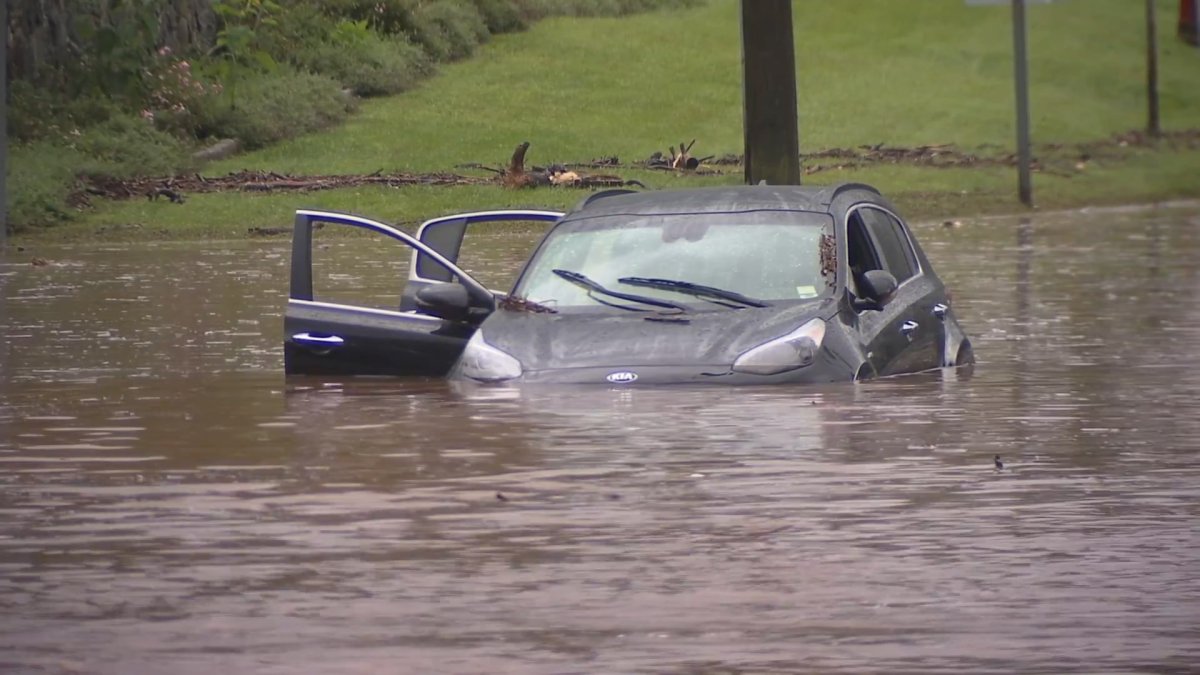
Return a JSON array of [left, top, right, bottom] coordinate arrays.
[[285, 183, 972, 384]]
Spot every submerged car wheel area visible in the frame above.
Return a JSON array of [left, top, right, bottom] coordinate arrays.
[[283, 183, 972, 385]]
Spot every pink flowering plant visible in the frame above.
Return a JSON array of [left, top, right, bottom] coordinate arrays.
[[141, 46, 224, 137]]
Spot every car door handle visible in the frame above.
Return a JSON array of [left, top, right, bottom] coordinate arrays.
[[292, 332, 345, 347], [901, 320, 919, 337], [932, 303, 948, 319]]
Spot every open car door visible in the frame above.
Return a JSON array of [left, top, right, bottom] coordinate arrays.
[[285, 208, 561, 377]]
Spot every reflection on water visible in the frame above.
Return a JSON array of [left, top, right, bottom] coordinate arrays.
[[2, 205, 1199, 673]]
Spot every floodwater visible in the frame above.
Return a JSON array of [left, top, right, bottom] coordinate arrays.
[[1, 203, 1199, 674]]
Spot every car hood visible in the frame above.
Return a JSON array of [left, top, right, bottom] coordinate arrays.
[[479, 299, 835, 371]]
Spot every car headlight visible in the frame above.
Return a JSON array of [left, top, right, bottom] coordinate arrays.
[[458, 331, 523, 382], [732, 318, 826, 375]]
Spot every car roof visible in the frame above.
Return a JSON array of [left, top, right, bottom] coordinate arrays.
[[567, 183, 881, 218]]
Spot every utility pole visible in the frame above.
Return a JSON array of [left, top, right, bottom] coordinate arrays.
[[1, 0, 8, 246], [1011, 0, 1033, 206], [1147, 0, 1161, 136], [740, 0, 801, 186]]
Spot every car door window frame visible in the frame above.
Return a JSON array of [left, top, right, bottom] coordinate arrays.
[[291, 209, 496, 311], [409, 210, 565, 284], [845, 204, 923, 288], [393, 210, 564, 312]]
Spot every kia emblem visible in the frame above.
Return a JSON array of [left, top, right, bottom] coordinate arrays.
[[605, 371, 638, 384]]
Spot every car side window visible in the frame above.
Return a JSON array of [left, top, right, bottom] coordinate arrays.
[[310, 224, 411, 311], [858, 207, 919, 283], [845, 210, 880, 298]]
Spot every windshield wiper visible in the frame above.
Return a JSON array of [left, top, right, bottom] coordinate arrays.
[[552, 269, 689, 312], [617, 276, 770, 308]]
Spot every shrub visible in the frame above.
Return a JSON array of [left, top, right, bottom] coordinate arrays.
[[7, 80, 126, 143], [300, 24, 432, 96], [6, 142, 83, 230], [469, 0, 528, 33], [6, 112, 192, 230], [261, 1, 341, 59], [192, 69, 354, 148], [318, 0, 420, 36], [8, 81, 63, 142], [71, 114, 194, 178], [142, 47, 226, 140], [411, 0, 490, 61]]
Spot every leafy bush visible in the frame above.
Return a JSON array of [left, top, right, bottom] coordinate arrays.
[[71, 114, 194, 178], [6, 80, 128, 143], [317, 0, 419, 36], [313, 0, 473, 62], [6, 113, 192, 230], [300, 24, 432, 96], [6, 143, 83, 230], [257, 0, 337, 61], [192, 69, 354, 148], [469, 0, 528, 33], [409, 1, 489, 61], [142, 48, 227, 139]]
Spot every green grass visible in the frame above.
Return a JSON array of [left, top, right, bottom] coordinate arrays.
[[24, 0, 1200, 241], [201, 0, 1200, 172]]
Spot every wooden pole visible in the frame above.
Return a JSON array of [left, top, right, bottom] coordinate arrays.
[[740, 0, 800, 186], [1147, 0, 1161, 136], [1, 0, 8, 245], [1011, 0, 1033, 206]]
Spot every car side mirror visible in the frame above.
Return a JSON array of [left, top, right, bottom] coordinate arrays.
[[854, 269, 898, 311], [415, 283, 473, 322]]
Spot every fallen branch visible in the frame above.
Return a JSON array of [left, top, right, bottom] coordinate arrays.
[[71, 129, 1200, 206], [77, 170, 492, 203], [502, 141, 547, 188]]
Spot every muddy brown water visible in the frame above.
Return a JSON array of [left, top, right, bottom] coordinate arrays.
[[2, 204, 1199, 674]]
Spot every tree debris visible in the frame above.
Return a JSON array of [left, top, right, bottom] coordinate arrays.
[[819, 233, 837, 281], [70, 129, 1200, 208], [502, 141, 548, 188], [498, 295, 558, 314], [247, 226, 291, 236], [74, 170, 491, 206], [644, 139, 715, 172], [497, 142, 645, 190], [147, 186, 185, 203]]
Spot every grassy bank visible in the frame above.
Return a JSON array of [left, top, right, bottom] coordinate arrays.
[[16, 0, 1200, 242], [5, 0, 702, 232]]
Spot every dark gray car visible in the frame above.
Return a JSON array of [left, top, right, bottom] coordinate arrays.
[[284, 183, 972, 384]]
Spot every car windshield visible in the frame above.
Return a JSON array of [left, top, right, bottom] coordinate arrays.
[[512, 210, 835, 309]]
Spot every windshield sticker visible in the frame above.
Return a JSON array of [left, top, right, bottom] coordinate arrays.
[[795, 285, 818, 299]]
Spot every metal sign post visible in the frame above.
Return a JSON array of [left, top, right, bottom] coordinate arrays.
[[968, 0, 1041, 206], [1011, 0, 1034, 206], [1147, 0, 1161, 136]]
